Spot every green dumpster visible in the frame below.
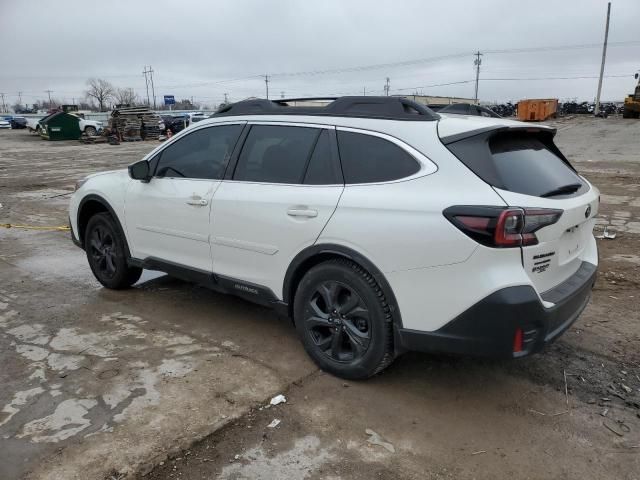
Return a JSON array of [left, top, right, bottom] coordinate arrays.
[[39, 112, 81, 141]]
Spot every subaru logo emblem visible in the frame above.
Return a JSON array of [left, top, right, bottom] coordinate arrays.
[[585, 205, 591, 218]]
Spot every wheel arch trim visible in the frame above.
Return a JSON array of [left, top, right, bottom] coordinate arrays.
[[283, 243, 404, 328], [77, 194, 131, 257]]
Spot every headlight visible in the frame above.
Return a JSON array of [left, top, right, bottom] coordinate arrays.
[[74, 177, 89, 191]]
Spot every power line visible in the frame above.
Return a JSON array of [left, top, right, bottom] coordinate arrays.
[[268, 40, 640, 79], [481, 74, 630, 81]]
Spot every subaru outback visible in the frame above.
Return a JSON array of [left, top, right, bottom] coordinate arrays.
[[70, 97, 598, 379]]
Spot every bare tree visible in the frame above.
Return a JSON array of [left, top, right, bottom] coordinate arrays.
[[85, 78, 115, 112], [114, 87, 138, 106]]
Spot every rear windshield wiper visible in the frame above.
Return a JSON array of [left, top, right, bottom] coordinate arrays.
[[540, 183, 582, 198]]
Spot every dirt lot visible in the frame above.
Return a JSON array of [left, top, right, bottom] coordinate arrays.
[[0, 116, 639, 480]]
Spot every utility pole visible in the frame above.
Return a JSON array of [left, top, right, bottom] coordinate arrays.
[[142, 66, 151, 106], [0, 93, 5, 113], [45, 90, 54, 108], [148, 66, 157, 110], [224, 93, 228, 104], [384, 77, 390, 96], [363, 87, 366, 96], [474, 51, 482, 103], [263, 75, 270, 99], [18, 91, 22, 107], [594, 2, 611, 116]]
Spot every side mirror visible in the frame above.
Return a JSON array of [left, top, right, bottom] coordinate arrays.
[[129, 160, 151, 182]]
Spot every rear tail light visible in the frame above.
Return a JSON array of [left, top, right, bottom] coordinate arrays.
[[444, 206, 562, 248]]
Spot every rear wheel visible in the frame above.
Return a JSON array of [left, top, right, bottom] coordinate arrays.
[[294, 259, 394, 379], [85, 213, 142, 289]]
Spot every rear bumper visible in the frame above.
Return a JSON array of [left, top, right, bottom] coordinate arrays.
[[397, 261, 597, 358]]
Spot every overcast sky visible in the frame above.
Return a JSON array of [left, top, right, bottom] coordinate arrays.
[[1, 0, 639, 108]]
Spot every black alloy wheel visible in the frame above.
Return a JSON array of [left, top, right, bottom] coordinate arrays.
[[89, 224, 117, 279], [305, 281, 371, 362], [85, 213, 142, 289], [294, 259, 394, 379]]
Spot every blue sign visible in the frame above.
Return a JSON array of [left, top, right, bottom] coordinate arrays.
[[164, 95, 175, 105]]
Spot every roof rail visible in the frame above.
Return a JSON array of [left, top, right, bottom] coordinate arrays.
[[213, 96, 439, 121]]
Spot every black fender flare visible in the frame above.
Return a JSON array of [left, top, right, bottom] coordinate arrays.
[[283, 243, 404, 328], [77, 194, 132, 258]]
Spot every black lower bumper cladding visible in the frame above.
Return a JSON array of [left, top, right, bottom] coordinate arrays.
[[398, 262, 597, 358]]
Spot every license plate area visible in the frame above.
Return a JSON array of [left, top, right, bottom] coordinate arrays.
[[558, 224, 584, 263]]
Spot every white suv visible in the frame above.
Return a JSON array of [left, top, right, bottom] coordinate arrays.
[[69, 97, 599, 379]]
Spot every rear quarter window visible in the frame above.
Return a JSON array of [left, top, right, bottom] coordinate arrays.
[[337, 131, 420, 184], [445, 131, 587, 197]]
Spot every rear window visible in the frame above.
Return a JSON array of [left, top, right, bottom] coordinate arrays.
[[446, 131, 586, 197]]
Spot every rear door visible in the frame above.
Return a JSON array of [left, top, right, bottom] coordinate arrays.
[[210, 122, 344, 298], [445, 129, 599, 293]]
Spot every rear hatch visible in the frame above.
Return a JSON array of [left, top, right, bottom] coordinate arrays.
[[440, 121, 599, 295]]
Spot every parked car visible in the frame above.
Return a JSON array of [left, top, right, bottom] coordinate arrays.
[[70, 96, 599, 379], [0, 119, 10, 129], [10, 117, 28, 129], [437, 103, 502, 117], [70, 114, 103, 136], [187, 112, 207, 125], [26, 116, 44, 132]]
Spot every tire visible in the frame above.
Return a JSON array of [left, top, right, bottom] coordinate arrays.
[[293, 258, 394, 379], [85, 126, 97, 136], [85, 213, 142, 289], [622, 109, 632, 119]]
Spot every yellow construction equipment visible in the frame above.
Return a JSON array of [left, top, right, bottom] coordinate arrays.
[[622, 72, 640, 119]]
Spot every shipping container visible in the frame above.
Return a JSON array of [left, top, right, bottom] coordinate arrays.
[[517, 99, 558, 122]]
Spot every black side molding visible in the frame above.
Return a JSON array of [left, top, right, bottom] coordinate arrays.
[[129, 257, 284, 310]]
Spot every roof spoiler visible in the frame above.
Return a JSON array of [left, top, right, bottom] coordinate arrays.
[[439, 125, 557, 145]]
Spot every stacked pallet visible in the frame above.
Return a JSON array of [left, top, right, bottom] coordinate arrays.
[[110, 106, 160, 141]]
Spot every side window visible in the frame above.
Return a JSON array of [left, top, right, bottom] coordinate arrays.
[[337, 131, 420, 184], [155, 124, 243, 180], [303, 130, 341, 185], [233, 125, 319, 184]]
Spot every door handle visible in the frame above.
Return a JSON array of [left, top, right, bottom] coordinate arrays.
[[287, 207, 318, 218], [186, 197, 208, 206]]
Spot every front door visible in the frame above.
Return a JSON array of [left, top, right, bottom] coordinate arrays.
[[125, 123, 245, 270], [211, 123, 344, 298]]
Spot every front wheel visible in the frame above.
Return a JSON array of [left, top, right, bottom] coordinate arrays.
[[294, 259, 394, 379], [85, 213, 142, 289], [85, 126, 97, 136]]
